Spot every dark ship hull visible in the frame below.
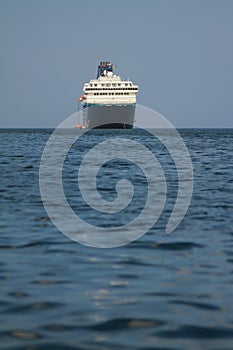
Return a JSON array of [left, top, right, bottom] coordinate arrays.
[[83, 104, 135, 129]]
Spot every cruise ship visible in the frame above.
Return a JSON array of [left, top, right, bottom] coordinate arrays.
[[76, 62, 138, 129]]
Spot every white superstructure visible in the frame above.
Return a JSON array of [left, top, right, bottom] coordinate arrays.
[[83, 75, 138, 105]]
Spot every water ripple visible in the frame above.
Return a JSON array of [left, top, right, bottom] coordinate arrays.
[[157, 325, 233, 339], [1, 129, 233, 350]]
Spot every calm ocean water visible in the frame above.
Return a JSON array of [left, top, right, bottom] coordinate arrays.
[[1, 128, 233, 350]]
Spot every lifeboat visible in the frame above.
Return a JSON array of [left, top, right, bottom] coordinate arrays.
[[75, 123, 83, 129], [78, 94, 86, 102]]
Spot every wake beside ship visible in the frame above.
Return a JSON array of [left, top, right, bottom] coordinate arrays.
[[76, 62, 138, 129]]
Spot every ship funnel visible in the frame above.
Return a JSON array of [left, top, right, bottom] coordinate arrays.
[[97, 61, 115, 78]]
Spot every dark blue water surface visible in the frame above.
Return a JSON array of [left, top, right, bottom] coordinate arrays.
[[1, 128, 233, 350]]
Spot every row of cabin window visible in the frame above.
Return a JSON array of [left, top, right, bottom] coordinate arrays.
[[85, 87, 137, 91], [90, 83, 132, 87], [93, 92, 130, 96]]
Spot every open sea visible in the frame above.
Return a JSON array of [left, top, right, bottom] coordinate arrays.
[[1, 128, 233, 350]]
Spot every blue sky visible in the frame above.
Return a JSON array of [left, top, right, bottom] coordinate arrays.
[[0, 0, 233, 128]]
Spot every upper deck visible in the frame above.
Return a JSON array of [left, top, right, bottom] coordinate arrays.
[[81, 62, 138, 105]]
